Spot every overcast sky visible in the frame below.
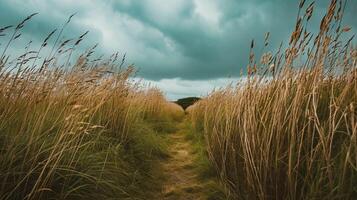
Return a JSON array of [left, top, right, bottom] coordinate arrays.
[[0, 0, 356, 100]]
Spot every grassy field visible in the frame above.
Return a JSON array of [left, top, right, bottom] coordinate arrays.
[[0, 14, 186, 199], [188, 0, 357, 199], [0, 0, 356, 199], [0, 65, 185, 199]]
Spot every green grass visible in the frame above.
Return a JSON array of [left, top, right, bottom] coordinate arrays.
[[0, 115, 171, 200], [181, 119, 230, 200]]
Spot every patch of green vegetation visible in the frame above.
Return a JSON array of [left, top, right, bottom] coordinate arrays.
[[0, 117, 170, 200], [180, 119, 230, 200], [146, 117, 180, 134], [143, 107, 185, 134], [116, 119, 169, 199]]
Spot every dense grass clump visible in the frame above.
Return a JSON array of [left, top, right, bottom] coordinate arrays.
[[0, 15, 184, 199], [189, 0, 357, 199]]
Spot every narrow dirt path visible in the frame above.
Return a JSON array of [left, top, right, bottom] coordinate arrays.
[[158, 126, 206, 200]]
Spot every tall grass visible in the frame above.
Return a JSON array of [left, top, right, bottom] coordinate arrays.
[[190, 0, 357, 199], [0, 15, 183, 199]]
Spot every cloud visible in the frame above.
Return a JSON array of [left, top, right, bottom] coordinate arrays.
[[136, 77, 246, 100], [110, 0, 357, 80], [0, 0, 356, 99]]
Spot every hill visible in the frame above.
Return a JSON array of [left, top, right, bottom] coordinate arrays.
[[174, 97, 201, 110]]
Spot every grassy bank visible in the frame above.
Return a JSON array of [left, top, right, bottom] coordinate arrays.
[[189, 0, 357, 199]]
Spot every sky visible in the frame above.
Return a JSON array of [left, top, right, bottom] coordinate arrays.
[[0, 0, 356, 100]]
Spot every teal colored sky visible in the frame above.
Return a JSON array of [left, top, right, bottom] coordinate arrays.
[[0, 0, 356, 100]]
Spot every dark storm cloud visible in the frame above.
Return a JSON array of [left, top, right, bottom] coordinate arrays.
[[0, 1, 105, 57], [110, 0, 357, 80], [0, 0, 356, 81]]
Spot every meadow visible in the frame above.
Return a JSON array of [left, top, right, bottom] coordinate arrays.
[[0, 0, 356, 199], [0, 14, 185, 199], [189, 0, 357, 199]]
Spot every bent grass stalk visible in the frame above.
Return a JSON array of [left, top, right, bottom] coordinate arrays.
[[189, 0, 356, 199], [0, 14, 183, 200]]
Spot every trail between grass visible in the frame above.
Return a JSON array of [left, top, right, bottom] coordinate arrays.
[[158, 123, 205, 200]]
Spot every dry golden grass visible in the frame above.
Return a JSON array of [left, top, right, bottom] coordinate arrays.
[[165, 102, 185, 120], [0, 15, 183, 199], [185, 104, 196, 115], [189, 0, 357, 199]]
